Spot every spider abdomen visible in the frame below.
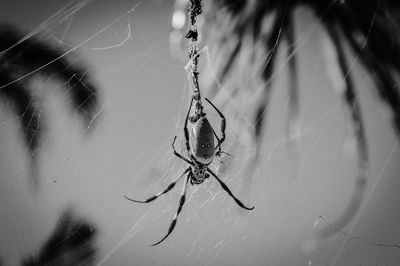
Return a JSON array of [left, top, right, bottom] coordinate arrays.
[[189, 117, 215, 164]]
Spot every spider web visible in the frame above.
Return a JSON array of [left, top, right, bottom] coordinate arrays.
[[0, 0, 399, 265]]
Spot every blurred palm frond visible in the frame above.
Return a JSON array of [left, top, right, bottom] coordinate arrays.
[[22, 208, 97, 266], [196, 0, 400, 242], [0, 25, 101, 188]]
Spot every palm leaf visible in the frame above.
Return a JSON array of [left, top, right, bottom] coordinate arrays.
[[22, 208, 97, 266], [0, 70, 41, 155], [201, 0, 400, 243], [0, 25, 101, 188]]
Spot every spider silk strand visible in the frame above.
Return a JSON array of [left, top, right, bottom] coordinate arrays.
[[186, 0, 204, 122]]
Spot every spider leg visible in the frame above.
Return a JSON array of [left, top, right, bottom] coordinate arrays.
[[210, 127, 228, 155], [184, 96, 194, 155], [172, 136, 193, 165], [210, 128, 232, 163], [123, 167, 190, 204], [207, 168, 254, 210], [210, 127, 226, 162], [151, 174, 190, 246], [204, 98, 226, 156], [212, 127, 233, 158]]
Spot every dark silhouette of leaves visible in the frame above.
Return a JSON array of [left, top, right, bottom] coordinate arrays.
[[207, 0, 400, 147], [22, 208, 97, 266], [203, 0, 400, 243], [0, 70, 41, 155], [0, 25, 101, 188], [0, 25, 100, 125]]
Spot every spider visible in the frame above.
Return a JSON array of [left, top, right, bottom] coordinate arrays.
[[124, 96, 254, 246]]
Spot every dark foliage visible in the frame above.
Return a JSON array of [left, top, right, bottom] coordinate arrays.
[[0, 70, 41, 154], [0, 25, 101, 188], [204, 0, 398, 143], [203, 0, 400, 241], [207, 0, 400, 143], [22, 209, 97, 266]]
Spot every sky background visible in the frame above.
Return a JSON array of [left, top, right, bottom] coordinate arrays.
[[1, 0, 400, 265]]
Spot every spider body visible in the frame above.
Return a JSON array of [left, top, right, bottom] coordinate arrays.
[[189, 116, 215, 165], [124, 97, 253, 246], [189, 161, 209, 185]]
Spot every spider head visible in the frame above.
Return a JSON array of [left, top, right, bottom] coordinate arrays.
[[191, 163, 209, 184]]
